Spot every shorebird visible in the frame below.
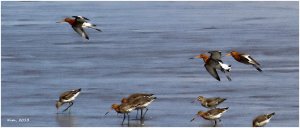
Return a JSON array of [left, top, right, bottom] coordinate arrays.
[[191, 107, 229, 127], [121, 93, 155, 119], [128, 95, 157, 120], [226, 51, 262, 72], [105, 103, 136, 125], [191, 96, 226, 109], [253, 112, 275, 127], [56, 88, 81, 113], [190, 51, 232, 81], [56, 16, 102, 40]]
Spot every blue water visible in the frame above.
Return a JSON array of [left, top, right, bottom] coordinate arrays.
[[1, 1, 299, 127]]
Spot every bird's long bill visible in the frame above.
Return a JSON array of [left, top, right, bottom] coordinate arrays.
[[191, 99, 197, 103], [56, 20, 65, 23], [190, 115, 198, 122], [226, 53, 232, 56], [104, 108, 112, 116]]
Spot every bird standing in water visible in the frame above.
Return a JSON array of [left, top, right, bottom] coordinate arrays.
[[121, 93, 155, 119], [191, 96, 226, 109], [226, 51, 262, 72], [57, 16, 102, 40], [56, 88, 81, 113], [191, 107, 229, 127], [105, 103, 136, 125]]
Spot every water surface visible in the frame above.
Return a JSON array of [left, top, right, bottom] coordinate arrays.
[[1, 1, 299, 127]]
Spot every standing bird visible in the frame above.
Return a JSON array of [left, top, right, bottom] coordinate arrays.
[[191, 107, 229, 127], [56, 16, 102, 40], [121, 93, 155, 119], [127, 95, 157, 120], [226, 51, 262, 72], [190, 51, 232, 81], [191, 96, 226, 109], [56, 88, 81, 113], [105, 103, 136, 125], [253, 112, 275, 127]]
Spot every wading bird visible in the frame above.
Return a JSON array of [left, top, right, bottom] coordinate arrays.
[[105, 103, 136, 125], [191, 96, 226, 109], [191, 107, 229, 127], [253, 112, 275, 127], [56, 88, 81, 113], [121, 93, 155, 119]]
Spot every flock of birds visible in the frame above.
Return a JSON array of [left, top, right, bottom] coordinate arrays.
[[54, 16, 275, 127]]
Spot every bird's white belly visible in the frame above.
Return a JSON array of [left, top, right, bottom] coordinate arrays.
[[82, 22, 92, 28], [256, 119, 270, 126], [219, 62, 231, 71], [210, 113, 222, 119], [140, 100, 155, 107]]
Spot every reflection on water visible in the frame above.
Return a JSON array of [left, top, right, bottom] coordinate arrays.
[[56, 114, 76, 127]]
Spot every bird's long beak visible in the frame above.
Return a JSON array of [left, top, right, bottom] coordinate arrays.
[[190, 114, 198, 122], [191, 99, 197, 103], [226, 53, 231, 56], [104, 108, 112, 116], [56, 20, 65, 23], [189, 57, 194, 59]]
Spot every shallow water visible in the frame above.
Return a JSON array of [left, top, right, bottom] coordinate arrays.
[[1, 1, 299, 127]]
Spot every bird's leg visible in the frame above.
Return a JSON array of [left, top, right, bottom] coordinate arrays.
[[140, 108, 143, 120], [225, 71, 232, 81], [68, 102, 73, 113], [127, 113, 130, 125], [63, 102, 73, 112], [135, 109, 139, 119], [142, 108, 149, 119], [122, 113, 126, 125], [218, 118, 222, 122], [213, 120, 217, 127]]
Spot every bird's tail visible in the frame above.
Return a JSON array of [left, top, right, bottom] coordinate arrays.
[[253, 64, 262, 72], [90, 27, 102, 32], [267, 112, 275, 119], [219, 98, 227, 104]]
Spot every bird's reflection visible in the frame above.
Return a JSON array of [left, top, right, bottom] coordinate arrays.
[[55, 113, 76, 127]]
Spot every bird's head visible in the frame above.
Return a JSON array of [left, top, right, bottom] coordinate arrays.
[[105, 104, 120, 116], [226, 51, 239, 56], [56, 17, 74, 24], [121, 98, 128, 103], [197, 96, 205, 102], [197, 110, 205, 116], [55, 101, 63, 110]]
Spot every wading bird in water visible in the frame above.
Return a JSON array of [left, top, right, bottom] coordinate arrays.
[[56, 88, 81, 113], [191, 107, 229, 127]]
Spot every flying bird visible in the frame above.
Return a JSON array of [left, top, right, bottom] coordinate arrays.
[[226, 51, 262, 72], [57, 16, 102, 40], [190, 51, 232, 81]]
